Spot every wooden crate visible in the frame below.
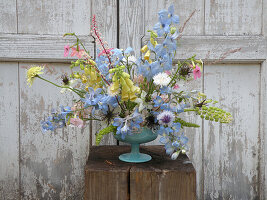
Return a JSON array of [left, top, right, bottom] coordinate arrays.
[[85, 145, 196, 200]]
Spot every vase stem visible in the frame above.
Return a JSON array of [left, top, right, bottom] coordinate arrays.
[[131, 143, 140, 155]]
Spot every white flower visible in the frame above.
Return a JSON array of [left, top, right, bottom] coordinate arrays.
[[157, 110, 175, 126], [153, 72, 171, 87], [122, 56, 137, 64], [171, 151, 180, 160]]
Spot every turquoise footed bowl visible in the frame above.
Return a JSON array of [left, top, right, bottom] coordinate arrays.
[[114, 127, 158, 163]]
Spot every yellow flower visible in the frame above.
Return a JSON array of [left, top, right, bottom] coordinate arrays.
[[26, 66, 44, 86], [141, 45, 148, 53], [144, 50, 151, 61]]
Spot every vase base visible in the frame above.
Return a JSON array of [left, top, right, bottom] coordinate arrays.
[[119, 153, 152, 163]]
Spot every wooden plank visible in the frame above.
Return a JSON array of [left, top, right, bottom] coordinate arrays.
[[17, 0, 91, 35], [0, 0, 17, 33], [0, 62, 20, 199], [85, 146, 130, 200], [91, 0, 117, 145], [205, 0, 262, 35], [0, 34, 94, 62], [19, 63, 90, 199], [264, 0, 267, 36], [260, 60, 267, 200], [92, 0, 118, 50], [142, 35, 267, 63], [144, 0, 204, 35], [84, 145, 196, 200], [119, 0, 144, 56], [203, 64, 260, 199]]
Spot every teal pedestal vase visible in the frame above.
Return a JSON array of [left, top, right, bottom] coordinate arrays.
[[113, 127, 158, 163]]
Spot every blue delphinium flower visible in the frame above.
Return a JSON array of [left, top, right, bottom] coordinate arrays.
[[111, 48, 124, 65], [153, 96, 164, 107], [124, 47, 133, 54], [138, 60, 154, 80], [81, 88, 102, 107], [166, 5, 179, 24], [95, 54, 110, 80], [154, 8, 170, 36], [41, 118, 56, 132], [113, 110, 144, 139]]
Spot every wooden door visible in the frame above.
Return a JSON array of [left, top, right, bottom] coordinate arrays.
[[0, 0, 266, 199]]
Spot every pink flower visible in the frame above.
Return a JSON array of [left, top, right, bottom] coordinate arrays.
[[64, 45, 70, 57], [70, 47, 85, 59], [70, 117, 85, 128], [165, 70, 171, 75], [98, 48, 114, 57], [193, 65, 201, 80], [173, 84, 179, 89]]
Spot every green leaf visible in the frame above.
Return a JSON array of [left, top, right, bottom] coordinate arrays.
[[95, 125, 117, 145]]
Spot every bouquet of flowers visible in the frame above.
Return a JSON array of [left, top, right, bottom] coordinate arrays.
[[27, 5, 232, 160]]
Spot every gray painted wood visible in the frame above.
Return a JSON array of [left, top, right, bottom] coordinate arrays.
[[142, 35, 267, 62], [19, 63, 90, 199], [0, 0, 266, 199], [205, 0, 262, 35], [0, 62, 20, 199], [0, 34, 94, 62], [203, 64, 261, 199], [17, 0, 91, 35], [144, 0, 204, 35], [119, 0, 144, 56], [0, 0, 17, 33]]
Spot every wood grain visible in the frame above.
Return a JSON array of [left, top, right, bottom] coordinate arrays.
[[84, 145, 196, 200], [119, 0, 145, 57], [19, 63, 90, 199], [0, 62, 20, 199], [0, 0, 17, 33], [203, 64, 261, 199], [17, 0, 91, 35], [142, 35, 267, 63], [0, 34, 94, 62], [205, 0, 262, 35]]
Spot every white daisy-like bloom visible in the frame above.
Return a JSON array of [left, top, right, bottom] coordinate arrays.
[[122, 55, 137, 64], [153, 72, 171, 87], [157, 110, 175, 126]]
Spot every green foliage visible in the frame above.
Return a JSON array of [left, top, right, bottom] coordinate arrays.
[[95, 125, 117, 145], [197, 105, 232, 123], [174, 118, 200, 128]]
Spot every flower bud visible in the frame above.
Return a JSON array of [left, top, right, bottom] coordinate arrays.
[[144, 50, 151, 61], [171, 151, 180, 160], [170, 27, 177, 34], [141, 45, 148, 53]]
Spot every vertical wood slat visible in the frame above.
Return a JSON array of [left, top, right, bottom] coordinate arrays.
[[17, 0, 91, 35], [19, 63, 90, 199], [0, 62, 20, 199], [263, 1, 267, 199], [91, 0, 118, 145], [205, 0, 262, 35], [119, 0, 144, 57], [0, 0, 17, 33], [203, 64, 261, 199]]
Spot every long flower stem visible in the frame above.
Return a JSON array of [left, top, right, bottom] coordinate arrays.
[[37, 75, 83, 97]]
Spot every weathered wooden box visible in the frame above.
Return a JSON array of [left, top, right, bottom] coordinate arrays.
[[84, 145, 196, 200]]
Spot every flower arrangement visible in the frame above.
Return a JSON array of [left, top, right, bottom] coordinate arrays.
[[27, 5, 232, 160]]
